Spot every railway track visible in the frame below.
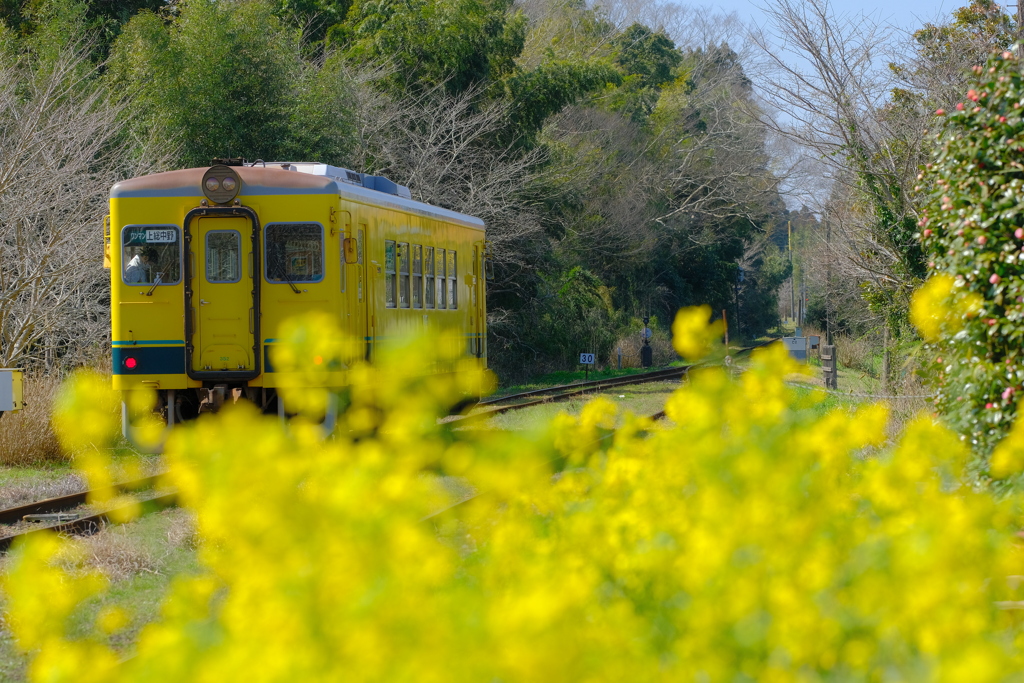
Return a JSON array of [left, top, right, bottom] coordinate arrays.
[[0, 339, 781, 550], [464, 338, 779, 420], [427, 339, 781, 519], [458, 365, 691, 421], [0, 475, 176, 552]]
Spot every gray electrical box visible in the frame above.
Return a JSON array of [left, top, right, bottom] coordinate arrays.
[[0, 369, 24, 414], [782, 337, 808, 361]]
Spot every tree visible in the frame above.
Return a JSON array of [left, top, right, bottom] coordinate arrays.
[[341, 0, 527, 96], [0, 6, 161, 369], [108, 0, 308, 168], [753, 0, 928, 337]]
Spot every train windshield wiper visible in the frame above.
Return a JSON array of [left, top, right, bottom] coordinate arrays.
[[144, 272, 163, 297], [272, 267, 301, 293]]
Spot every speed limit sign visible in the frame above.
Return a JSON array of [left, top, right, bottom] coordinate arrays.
[[579, 353, 596, 365]]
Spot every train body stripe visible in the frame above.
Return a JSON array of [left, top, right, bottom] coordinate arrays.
[[112, 346, 186, 375], [112, 340, 185, 347]]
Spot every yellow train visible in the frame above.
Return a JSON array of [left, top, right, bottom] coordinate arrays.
[[106, 162, 487, 431]]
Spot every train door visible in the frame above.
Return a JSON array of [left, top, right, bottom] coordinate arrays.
[[343, 215, 368, 359], [186, 214, 258, 377], [348, 221, 370, 360], [471, 243, 484, 359]]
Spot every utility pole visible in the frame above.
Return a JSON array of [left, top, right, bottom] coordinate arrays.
[[825, 218, 833, 345], [788, 221, 795, 326]]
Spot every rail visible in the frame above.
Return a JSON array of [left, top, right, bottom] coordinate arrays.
[[0, 475, 175, 552]]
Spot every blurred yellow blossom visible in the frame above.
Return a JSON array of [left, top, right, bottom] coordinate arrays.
[[6, 311, 1024, 682], [671, 305, 725, 360], [911, 274, 983, 342]]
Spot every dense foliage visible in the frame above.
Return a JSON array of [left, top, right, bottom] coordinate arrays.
[[7, 311, 1024, 680], [0, 0, 794, 376], [919, 48, 1024, 460]]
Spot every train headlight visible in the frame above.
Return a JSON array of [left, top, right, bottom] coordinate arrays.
[[201, 165, 241, 204], [124, 357, 138, 370]]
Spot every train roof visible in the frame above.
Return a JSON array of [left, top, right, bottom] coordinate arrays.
[[110, 165, 485, 231]]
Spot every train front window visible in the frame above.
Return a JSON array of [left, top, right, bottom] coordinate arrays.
[[206, 230, 241, 283], [121, 225, 181, 286], [265, 223, 324, 283]]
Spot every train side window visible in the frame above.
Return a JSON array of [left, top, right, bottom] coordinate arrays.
[[265, 223, 324, 283], [398, 242, 410, 308], [206, 230, 241, 283], [384, 240, 396, 308], [424, 246, 435, 309], [436, 248, 446, 310], [357, 226, 365, 302], [121, 225, 181, 286], [412, 245, 423, 308], [448, 250, 457, 309]]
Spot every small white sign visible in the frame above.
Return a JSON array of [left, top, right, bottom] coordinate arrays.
[[579, 353, 596, 365], [145, 228, 176, 243], [782, 337, 808, 351]]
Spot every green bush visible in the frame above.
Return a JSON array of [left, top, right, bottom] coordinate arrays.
[[920, 47, 1024, 462]]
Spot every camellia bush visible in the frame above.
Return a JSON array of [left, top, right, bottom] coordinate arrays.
[[5, 307, 1024, 681], [919, 47, 1024, 461]]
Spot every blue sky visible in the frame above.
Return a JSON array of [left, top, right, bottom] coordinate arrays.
[[721, 0, 956, 34]]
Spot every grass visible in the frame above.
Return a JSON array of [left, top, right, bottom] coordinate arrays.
[[0, 508, 200, 682], [479, 381, 682, 431], [492, 364, 685, 399], [0, 374, 65, 466]]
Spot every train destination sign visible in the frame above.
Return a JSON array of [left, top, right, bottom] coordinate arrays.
[[125, 227, 178, 246]]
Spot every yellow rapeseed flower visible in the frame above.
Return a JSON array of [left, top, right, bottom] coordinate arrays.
[[6, 310, 1024, 682], [671, 305, 725, 360]]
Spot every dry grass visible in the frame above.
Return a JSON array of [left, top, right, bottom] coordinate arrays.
[[0, 473, 85, 509], [163, 509, 200, 551], [834, 332, 882, 376], [31, 509, 200, 582], [0, 373, 66, 465], [72, 526, 162, 581], [882, 357, 933, 438], [609, 333, 677, 369]]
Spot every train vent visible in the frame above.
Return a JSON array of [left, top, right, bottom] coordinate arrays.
[[275, 163, 413, 199], [361, 175, 412, 199]]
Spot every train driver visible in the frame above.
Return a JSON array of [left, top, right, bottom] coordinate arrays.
[[125, 247, 158, 284]]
